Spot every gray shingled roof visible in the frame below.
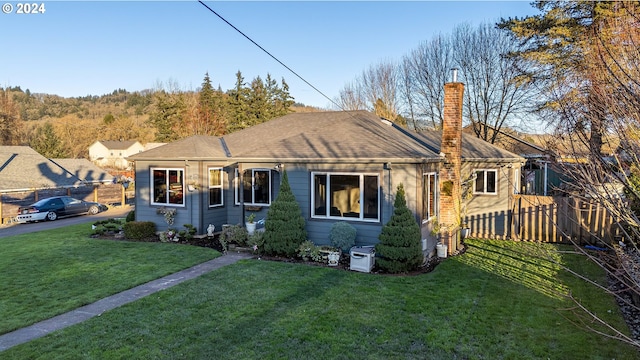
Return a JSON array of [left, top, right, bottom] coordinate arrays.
[[95, 140, 140, 150], [222, 111, 439, 162], [126, 111, 522, 164], [413, 130, 524, 162], [128, 135, 230, 161], [0, 146, 81, 192], [49, 158, 115, 184]]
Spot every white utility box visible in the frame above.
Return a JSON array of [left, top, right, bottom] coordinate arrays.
[[350, 246, 375, 273]]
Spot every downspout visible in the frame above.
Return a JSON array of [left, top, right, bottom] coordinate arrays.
[[544, 162, 548, 196], [238, 163, 245, 225], [385, 162, 392, 223]]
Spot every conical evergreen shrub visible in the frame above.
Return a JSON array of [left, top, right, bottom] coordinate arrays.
[[263, 170, 307, 257], [375, 183, 423, 273]]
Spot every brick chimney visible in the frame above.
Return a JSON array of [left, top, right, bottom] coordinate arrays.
[[439, 70, 464, 253]]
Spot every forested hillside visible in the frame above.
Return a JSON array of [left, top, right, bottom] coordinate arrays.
[[0, 72, 323, 159]]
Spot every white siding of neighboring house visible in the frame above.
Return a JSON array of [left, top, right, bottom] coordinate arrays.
[[89, 141, 144, 169]]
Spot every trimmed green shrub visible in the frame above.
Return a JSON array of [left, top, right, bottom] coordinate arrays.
[[91, 218, 124, 236], [123, 221, 157, 241], [297, 240, 323, 262], [330, 221, 356, 253], [126, 210, 135, 222], [248, 231, 265, 254], [178, 224, 197, 241], [222, 224, 248, 246], [263, 170, 307, 257], [375, 183, 423, 273]]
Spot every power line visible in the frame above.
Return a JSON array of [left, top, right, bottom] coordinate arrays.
[[197, 1, 342, 110]]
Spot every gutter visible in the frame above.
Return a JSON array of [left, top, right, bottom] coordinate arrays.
[[462, 157, 525, 163], [220, 157, 443, 164]]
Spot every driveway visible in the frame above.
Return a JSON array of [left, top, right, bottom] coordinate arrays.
[[0, 205, 134, 238]]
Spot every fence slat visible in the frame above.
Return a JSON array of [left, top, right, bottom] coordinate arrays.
[[507, 195, 614, 244]]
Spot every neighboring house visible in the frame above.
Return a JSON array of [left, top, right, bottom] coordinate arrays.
[[129, 80, 524, 255], [89, 140, 144, 169], [0, 146, 82, 192], [0, 146, 118, 223]]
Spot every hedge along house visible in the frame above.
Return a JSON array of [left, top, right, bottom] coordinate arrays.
[[128, 79, 523, 255]]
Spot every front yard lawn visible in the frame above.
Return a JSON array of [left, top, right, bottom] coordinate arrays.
[[0, 223, 220, 335], [2, 237, 637, 359]]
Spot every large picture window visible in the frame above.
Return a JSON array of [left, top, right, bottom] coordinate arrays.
[[474, 169, 497, 195], [311, 172, 379, 221], [235, 169, 271, 205], [208, 167, 223, 207], [422, 173, 438, 221], [152, 168, 185, 206]]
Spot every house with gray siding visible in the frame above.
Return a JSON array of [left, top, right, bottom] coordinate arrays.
[[128, 81, 524, 255]]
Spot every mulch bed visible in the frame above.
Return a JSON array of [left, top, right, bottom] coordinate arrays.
[[92, 230, 446, 275]]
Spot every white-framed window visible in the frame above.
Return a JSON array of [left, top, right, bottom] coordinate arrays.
[[311, 172, 380, 222], [235, 168, 271, 205], [513, 168, 520, 194], [208, 167, 224, 207], [151, 168, 185, 206], [422, 172, 438, 221], [474, 169, 498, 195]]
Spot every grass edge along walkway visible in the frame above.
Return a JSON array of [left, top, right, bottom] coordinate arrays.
[[0, 252, 252, 352]]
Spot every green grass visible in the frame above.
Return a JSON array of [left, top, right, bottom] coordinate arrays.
[[0, 223, 220, 335], [2, 238, 637, 359]]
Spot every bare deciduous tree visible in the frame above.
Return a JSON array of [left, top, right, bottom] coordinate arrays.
[[0, 88, 23, 145], [400, 33, 452, 130], [334, 81, 366, 112], [334, 60, 401, 123], [361, 60, 400, 121], [453, 23, 535, 143]]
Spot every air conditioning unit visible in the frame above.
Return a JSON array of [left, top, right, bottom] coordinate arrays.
[[350, 246, 375, 273]]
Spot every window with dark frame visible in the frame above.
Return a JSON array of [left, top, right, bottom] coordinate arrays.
[[474, 169, 498, 194], [235, 168, 271, 205], [208, 168, 223, 207], [311, 172, 379, 221], [422, 173, 438, 220], [151, 168, 185, 206]]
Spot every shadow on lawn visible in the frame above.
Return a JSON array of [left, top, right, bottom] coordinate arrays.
[[209, 264, 350, 354], [457, 239, 570, 299]]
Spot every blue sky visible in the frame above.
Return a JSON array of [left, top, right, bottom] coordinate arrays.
[[1, 1, 539, 108]]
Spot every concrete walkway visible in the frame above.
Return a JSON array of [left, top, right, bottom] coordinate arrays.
[[0, 252, 253, 352]]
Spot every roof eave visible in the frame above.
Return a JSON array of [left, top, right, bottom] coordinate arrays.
[[463, 157, 525, 163]]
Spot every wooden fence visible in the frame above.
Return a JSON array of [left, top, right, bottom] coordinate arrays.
[[510, 195, 619, 244]]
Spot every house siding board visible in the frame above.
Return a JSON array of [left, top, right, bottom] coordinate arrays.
[[129, 109, 524, 245], [462, 161, 516, 239], [296, 162, 419, 246]]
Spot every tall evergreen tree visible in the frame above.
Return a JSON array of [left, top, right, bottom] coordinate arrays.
[[148, 90, 186, 142], [497, 1, 637, 157], [375, 183, 423, 273], [248, 76, 268, 126], [272, 77, 295, 118], [30, 122, 68, 158], [263, 170, 307, 257], [227, 71, 251, 132], [196, 72, 227, 136]]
